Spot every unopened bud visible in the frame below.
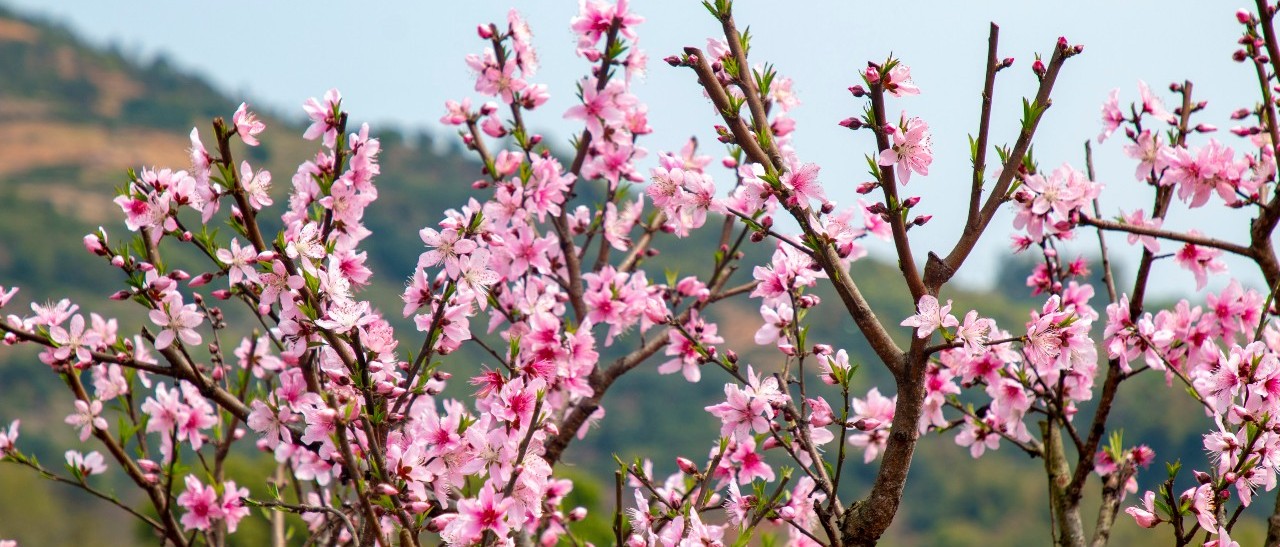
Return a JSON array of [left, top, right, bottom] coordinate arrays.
[[725, 349, 739, 364], [664, 55, 681, 67], [838, 117, 863, 130], [676, 457, 700, 475], [189, 273, 214, 288], [848, 85, 866, 98], [109, 290, 132, 301], [1235, 49, 1250, 62], [1194, 470, 1213, 484], [1001, 57, 1015, 68], [902, 196, 921, 208], [472, 180, 490, 190], [1032, 59, 1046, 77], [477, 24, 494, 39], [1232, 108, 1252, 120], [856, 181, 879, 194], [820, 201, 835, 215], [911, 214, 932, 227], [211, 289, 232, 300], [1195, 123, 1217, 133], [376, 483, 398, 496], [83, 234, 106, 255], [1238, 9, 1254, 24], [568, 507, 588, 521]]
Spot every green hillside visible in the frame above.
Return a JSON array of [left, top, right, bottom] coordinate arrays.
[[0, 5, 1255, 545]]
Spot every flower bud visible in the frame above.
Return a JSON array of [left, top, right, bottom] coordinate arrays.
[[109, 290, 132, 301], [83, 234, 106, 255], [212, 289, 232, 300], [911, 214, 932, 226], [856, 181, 879, 194], [477, 24, 494, 39], [902, 196, 921, 208], [1001, 57, 1015, 68], [111, 255, 126, 268], [838, 117, 863, 130], [1194, 123, 1217, 133], [1032, 59, 1046, 78], [568, 507, 588, 521], [1235, 49, 1250, 62], [1194, 470, 1212, 484], [664, 55, 681, 67], [848, 85, 866, 97], [189, 273, 214, 288], [676, 457, 700, 475], [1238, 9, 1254, 24]]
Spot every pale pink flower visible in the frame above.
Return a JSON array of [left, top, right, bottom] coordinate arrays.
[[65, 399, 107, 441], [900, 295, 959, 338], [878, 115, 932, 184], [232, 102, 265, 146], [148, 295, 203, 350], [178, 475, 223, 531], [65, 450, 107, 476]]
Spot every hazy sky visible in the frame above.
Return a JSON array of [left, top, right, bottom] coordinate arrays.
[[5, 1, 1264, 296]]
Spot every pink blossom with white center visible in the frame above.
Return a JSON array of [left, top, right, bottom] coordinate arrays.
[[418, 227, 477, 277], [754, 302, 793, 346], [148, 294, 203, 350], [216, 238, 260, 287], [878, 115, 932, 184], [65, 450, 107, 476], [1137, 80, 1174, 124], [780, 158, 826, 207], [239, 161, 273, 210], [232, 102, 265, 146], [954, 310, 994, 354], [659, 310, 723, 382], [455, 248, 500, 310], [49, 314, 99, 363], [900, 295, 959, 339], [65, 399, 107, 441], [955, 416, 1001, 458], [177, 475, 224, 531], [314, 299, 374, 334], [247, 398, 293, 449], [302, 88, 343, 147]]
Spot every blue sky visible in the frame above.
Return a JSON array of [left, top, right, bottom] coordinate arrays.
[[5, 1, 1261, 296]]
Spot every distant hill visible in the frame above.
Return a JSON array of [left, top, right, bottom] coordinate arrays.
[[0, 4, 1255, 546]]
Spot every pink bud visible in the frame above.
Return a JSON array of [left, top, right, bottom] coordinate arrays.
[[477, 24, 494, 39], [664, 55, 681, 67], [856, 181, 879, 194], [676, 457, 699, 475], [848, 85, 866, 97], [111, 255, 126, 268], [1238, 9, 1254, 24], [376, 483, 398, 496], [722, 156, 738, 168], [211, 289, 232, 300], [83, 234, 105, 255], [911, 214, 932, 226], [838, 117, 863, 130], [1195, 123, 1217, 133], [902, 196, 921, 208], [189, 273, 214, 287], [409, 501, 432, 514], [568, 507, 588, 521], [1001, 57, 1015, 68], [1032, 59, 1046, 77], [109, 290, 132, 301]]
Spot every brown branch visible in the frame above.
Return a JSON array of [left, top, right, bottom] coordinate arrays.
[[1077, 215, 1253, 257], [969, 24, 1001, 229]]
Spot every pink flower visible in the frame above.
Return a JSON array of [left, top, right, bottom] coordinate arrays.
[[65, 399, 107, 441], [302, 88, 343, 147], [780, 160, 826, 206], [239, 161, 273, 210], [216, 238, 260, 287], [881, 63, 920, 97], [0, 420, 18, 453], [232, 102, 265, 146], [177, 475, 224, 531], [1125, 490, 1161, 528], [900, 295, 959, 338], [446, 487, 515, 543], [65, 450, 107, 476], [878, 115, 932, 184], [148, 295, 203, 350], [220, 481, 251, 533], [1174, 234, 1227, 290], [1098, 89, 1124, 143]]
